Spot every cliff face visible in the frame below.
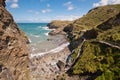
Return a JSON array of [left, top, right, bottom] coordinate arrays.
[[47, 20, 72, 35], [64, 4, 120, 80], [0, 0, 30, 80]]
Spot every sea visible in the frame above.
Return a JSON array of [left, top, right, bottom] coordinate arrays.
[[17, 23, 50, 44], [17, 23, 69, 57]]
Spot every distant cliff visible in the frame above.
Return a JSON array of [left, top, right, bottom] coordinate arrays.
[[47, 20, 72, 35], [62, 4, 120, 80], [0, 0, 30, 80]]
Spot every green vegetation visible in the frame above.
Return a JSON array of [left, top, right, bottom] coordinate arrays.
[[48, 20, 72, 29], [72, 41, 120, 80], [78, 4, 120, 29], [67, 4, 120, 35], [97, 26, 120, 44], [65, 4, 120, 80]]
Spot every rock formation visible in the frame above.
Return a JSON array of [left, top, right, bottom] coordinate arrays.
[[0, 0, 30, 80], [47, 20, 72, 35]]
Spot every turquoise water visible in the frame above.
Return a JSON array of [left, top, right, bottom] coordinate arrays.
[[17, 23, 50, 44]]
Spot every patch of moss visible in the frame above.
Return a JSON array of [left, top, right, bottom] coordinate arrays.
[[97, 26, 120, 44], [71, 41, 120, 79]]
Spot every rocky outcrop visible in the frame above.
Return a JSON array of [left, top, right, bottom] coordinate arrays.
[[47, 20, 72, 35], [0, 0, 30, 80], [56, 60, 65, 71]]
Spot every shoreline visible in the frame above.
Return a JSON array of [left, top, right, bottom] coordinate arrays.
[[30, 45, 70, 80], [29, 26, 71, 80], [30, 32, 69, 55], [30, 42, 69, 58]]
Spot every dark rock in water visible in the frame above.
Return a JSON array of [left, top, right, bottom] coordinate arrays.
[[0, 0, 30, 80], [56, 60, 65, 71]]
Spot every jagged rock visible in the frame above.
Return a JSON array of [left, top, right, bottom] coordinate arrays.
[[56, 60, 65, 71], [0, 0, 30, 80]]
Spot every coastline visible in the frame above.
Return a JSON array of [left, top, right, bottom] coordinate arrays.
[[30, 42, 69, 58], [28, 23, 71, 79], [30, 34, 69, 55]]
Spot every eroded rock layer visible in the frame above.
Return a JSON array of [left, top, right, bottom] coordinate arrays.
[[0, 0, 30, 80]]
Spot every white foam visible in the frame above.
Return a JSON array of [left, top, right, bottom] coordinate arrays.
[[42, 26, 56, 31], [30, 34, 40, 38], [44, 32, 49, 36], [30, 42, 69, 58], [42, 26, 50, 31], [28, 38, 32, 43]]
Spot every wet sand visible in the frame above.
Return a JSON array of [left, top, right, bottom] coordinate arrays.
[[30, 34, 68, 54]]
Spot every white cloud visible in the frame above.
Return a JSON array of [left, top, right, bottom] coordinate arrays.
[[64, 1, 75, 11], [10, 3, 19, 8], [15, 15, 81, 23], [6, 0, 10, 2], [54, 15, 80, 21], [93, 0, 120, 7], [41, 9, 52, 13], [68, 6, 74, 10], [6, 0, 19, 9], [6, 0, 18, 3]]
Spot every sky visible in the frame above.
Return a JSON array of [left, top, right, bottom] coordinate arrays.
[[6, 0, 120, 23]]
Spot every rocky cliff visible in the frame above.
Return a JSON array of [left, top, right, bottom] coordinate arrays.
[[47, 20, 72, 35], [62, 4, 120, 80], [0, 0, 30, 80]]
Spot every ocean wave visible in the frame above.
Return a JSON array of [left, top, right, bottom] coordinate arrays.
[[30, 42, 69, 58], [30, 34, 40, 38]]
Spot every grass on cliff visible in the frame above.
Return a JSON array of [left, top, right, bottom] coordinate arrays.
[[71, 4, 120, 33], [48, 20, 72, 28], [71, 41, 120, 80], [97, 26, 120, 44]]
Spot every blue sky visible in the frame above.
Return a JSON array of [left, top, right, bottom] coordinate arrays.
[[6, 0, 120, 23]]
